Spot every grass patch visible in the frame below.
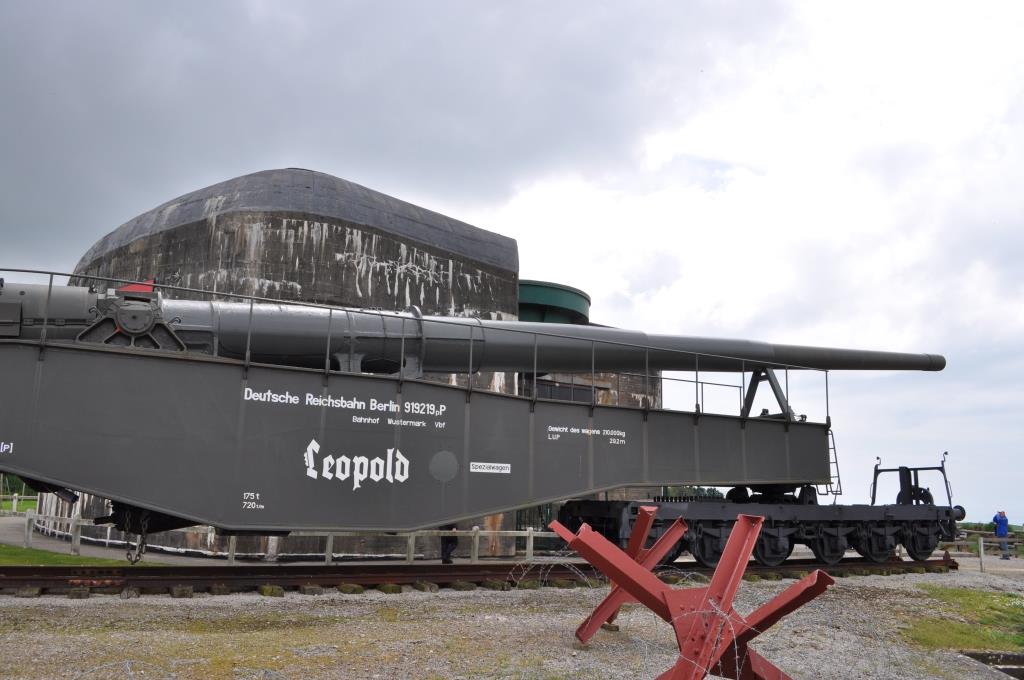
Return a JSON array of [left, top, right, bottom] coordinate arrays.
[[377, 606, 401, 623], [179, 613, 343, 635], [2, 610, 346, 636], [90, 620, 374, 678], [0, 499, 37, 512], [0, 543, 146, 567], [903, 585, 1024, 651]]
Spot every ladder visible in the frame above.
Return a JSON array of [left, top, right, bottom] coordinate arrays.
[[816, 429, 843, 498]]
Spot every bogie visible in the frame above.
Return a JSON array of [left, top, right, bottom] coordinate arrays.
[[752, 531, 794, 567], [902, 521, 940, 562], [688, 522, 730, 568], [852, 522, 899, 563], [562, 498, 959, 569], [808, 525, 850, 565]]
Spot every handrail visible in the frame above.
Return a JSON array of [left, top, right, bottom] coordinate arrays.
[[0, 266, 835, 426], [0, 266, 830, 373], [0, 266, 833, 420]]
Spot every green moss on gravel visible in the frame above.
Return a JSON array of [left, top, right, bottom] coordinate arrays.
[[902, 585, 1024, 652]]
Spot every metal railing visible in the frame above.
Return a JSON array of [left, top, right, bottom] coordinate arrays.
[[0, 267, 832, 421]]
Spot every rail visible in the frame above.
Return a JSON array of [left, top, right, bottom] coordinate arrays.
[[18, 510, 559, 564], [0, 555, 959, 596], [0, 267, 832, 421]]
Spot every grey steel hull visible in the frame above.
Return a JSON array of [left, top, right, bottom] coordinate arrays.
[[0, 340, 829, 532]]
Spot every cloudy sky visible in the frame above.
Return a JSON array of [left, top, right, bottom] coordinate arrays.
[[2, 1, 1021, 521]]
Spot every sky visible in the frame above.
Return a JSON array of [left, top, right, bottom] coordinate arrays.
[[1, 1, 1022, 521]]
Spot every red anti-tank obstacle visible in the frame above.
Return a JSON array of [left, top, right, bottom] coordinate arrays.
[[574, 506, 689, 643], [549, 512, 835, 680]]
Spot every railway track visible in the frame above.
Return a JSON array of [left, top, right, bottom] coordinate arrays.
[[0, 553, 957, 595]]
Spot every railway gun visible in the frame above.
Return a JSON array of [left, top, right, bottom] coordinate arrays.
[[0, 271, 963, 564]]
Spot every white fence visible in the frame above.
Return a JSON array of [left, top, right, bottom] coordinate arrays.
[[977, 534, 1018, 573], [0, 494, 39, 515], [17, 510, 559, 565]]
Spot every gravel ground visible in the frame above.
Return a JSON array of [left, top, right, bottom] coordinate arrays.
[[0, 568, 1019, 679]]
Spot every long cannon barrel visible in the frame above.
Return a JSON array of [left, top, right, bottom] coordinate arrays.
[[0, 281, 946, 373]]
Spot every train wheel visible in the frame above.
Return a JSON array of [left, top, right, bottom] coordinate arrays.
[[753, 534, 793, 567], [725, 486, 750, 503], [810, 533, 847, 565], [659, 540, 687, 566], [854, 522, 896, 563], [689, 526, 726, 568], [902, 522, 939, 562]]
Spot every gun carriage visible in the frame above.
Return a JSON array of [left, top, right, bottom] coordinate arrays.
[[0, 271, 963, 565]]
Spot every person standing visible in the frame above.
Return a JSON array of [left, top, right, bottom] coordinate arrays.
[[993, 510, 1011, 560], [440, 523, 458, 564]]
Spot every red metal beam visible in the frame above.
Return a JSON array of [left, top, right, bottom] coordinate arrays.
[[551, 511, 834, 680], [625, 506, 659, 559], [667, 515, 764, 679], [576, 510, 688, 643], [550, 521, 673, 620]]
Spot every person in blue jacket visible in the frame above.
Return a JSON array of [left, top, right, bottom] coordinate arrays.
[[993, 511, 1011, 559]]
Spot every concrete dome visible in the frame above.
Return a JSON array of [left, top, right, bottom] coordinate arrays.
[[73, 168, 519, 315], [77, 168, 518, 273]]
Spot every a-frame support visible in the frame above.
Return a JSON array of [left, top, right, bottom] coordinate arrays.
[[740, 367, 794, 421]]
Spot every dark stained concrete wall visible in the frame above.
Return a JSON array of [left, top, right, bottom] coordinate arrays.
[[73, 168, 518, 319], [75, 211, 517, 318]]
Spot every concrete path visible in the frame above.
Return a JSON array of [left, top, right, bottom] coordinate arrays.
[[954, 550, 1024, 579]]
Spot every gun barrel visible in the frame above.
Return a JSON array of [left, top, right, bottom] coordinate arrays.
[[166, 300, 945, 373], [0, 282, 946, 373], [414, 319, 946, 373]]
